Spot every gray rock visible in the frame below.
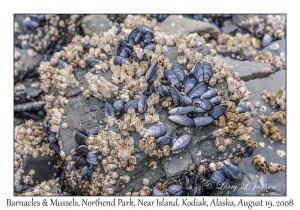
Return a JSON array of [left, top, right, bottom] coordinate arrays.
[[22, 155, 57, 185], [161, 152, 194, 179], [222, 56, 279, 81], [159, 15, 220, 36], [81, 15, 111, 36], [261, 39, 286, 57], [221, 24, 238, 35], [240, 70, 286, 195]]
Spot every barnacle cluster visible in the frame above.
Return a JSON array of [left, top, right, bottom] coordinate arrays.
[[252, 154, 268, 173], [254, 51, 286, 69], [213, 33, 261, 58], [268, 162, 286, 173], [259, 115, 284, 141], [14, 120, 54, 187], [237, 15, 286, 39], [261, 87, 286, 111]]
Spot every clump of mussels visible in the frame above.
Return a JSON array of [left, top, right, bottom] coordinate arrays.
[[29, 14, 261, 196]]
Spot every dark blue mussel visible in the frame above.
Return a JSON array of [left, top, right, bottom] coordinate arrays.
[[81, 165, 93, 179], [86, 59, 102, 68], [152, 187, 166, 196], [210, 95, 222, 105], [201, 100, 214, 111], [181, 95, 193, 106], [143, 44, 156, 52], [262, 34, 273, 47], [86, 151, 99, 165], [183, 77, 197, 93], [203, 62, 213, 83], [168, 115, 194, 127], [169, 86, 182, 107], [123, 100, 138, 112], [193, 107, 207, 117], [168, 106, 194, 115], [170, 134, 190, 154], [172, 64, 185, 82], [168, 184, 183, 195], [50, 142, 60, 155], [104, 102, 115, 117], [193, 61, 204, 83], [113, 56, 130, 65], [235, 104, 250, 113], [145, 62, 158, 84], [164, 69, 181, 88], [156, 134, 171, 145], [188, 83, 208, 99], [221, 160, 242, 180], [243, 146, 253, 157], [58, 60, 68, 69], [113, 100, 124, 111], [138, 94, 147, 113], [210, 104, 228, 119], [73, 128, 88, 145], [193, 116, 214, 127], [143, 124, 166, 138], [210, 170, 226, 185], [200, 88, 217, 100]]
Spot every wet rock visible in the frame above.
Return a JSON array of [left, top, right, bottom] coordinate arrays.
[[14, 48, 42, 71], [159, 15, 220, 36], [81, 15, 111, 36], [22, 155, 57, 185], [261, 39, 286, 57], [161, 152, 194, 179], [221, 24, 238, 35], [221, 56, 279, 81]]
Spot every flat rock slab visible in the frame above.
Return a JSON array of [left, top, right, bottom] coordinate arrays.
[[261, 39, 286, 57], [22, 155, 58, 185], [222, 56, 279, 81], [159, 15, 220, 36], [81, 15, 111, 36], [221, 24, 238, 36], [240, 70, 286, 195]]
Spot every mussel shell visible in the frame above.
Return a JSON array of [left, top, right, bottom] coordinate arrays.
[[210, 170, 226, 184], [14, 184, 30, 193], [113, 56, 130, 65], [113, 100, 124, 111], [81, 165, 93, 179], [75, 145, 89, 157], [183, 77, 197, 93], [123, 100, 138, 112], [160, 85, 169, 96], [73, 129, 87, 145], [188, 83, 208, 99], [195, 183, 203, 196], [209, 95, 222, 105], [169, 86, 182, 107], [168, 115, 194, 127], [210, 104, 228, 119], [58, 60, 68, 69], [164, 69, 181, 88], [262, 34, 273, 47], [86, 151, 99, 165], [244, 146, 253, 157], [193, 116, 213, 127], [152, 187, 166, 196], [137, 24, 153, 33], [221, 160, 242, 180], [143, 124, 166, 138], [203, 62, 213, 83], [50, 142, 60, 155], [144, 44, 156, 52], [235, 104, 250, 113], [157, 86, 164, 98], [193, 107, 207, 117], [74, 128, 88, 136], [200, 88, 217, 100], [201, 99, 214, 111], [47, 132, 57, 143], [172, 64, 185, 81], [193, 61, 204, 83], [156, 134, 171, 145], [86, 59, 102, 67], [181, 95, 192, 106], [75, 156, 88, 167], [180, 174, 190, 187], [145, 62, 158, 84], [170, 133, 179, 147], [168, 106, 195, 115], [104, 102, 115, 117], [138, 94, 147, 113], [168, 184, 183, 195], [170, 134, 191, 154]]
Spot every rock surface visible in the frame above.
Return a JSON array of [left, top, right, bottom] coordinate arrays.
[[159, 15, 220, 36], [81, 15, 111, 36], [261, 39, 286, 57], [221, 56, 279, 81]]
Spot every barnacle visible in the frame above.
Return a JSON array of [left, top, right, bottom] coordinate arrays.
[[252, 154, 268, 173]]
